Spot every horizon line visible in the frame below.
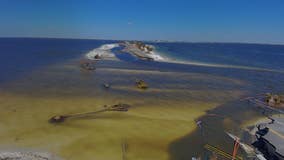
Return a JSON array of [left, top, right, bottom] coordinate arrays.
[[0, 36, 284, 46]]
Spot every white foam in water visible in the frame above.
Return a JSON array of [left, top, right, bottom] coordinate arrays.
[[0, 150, 61, 160], [86, 43, 168, 62], [167, 59, 284, 73], [148, 51, 167, 61], [85, 43, 119, 60], [146, 45, 168, 61], [148, 47, 284, 73], [85, 43, 283, 73]]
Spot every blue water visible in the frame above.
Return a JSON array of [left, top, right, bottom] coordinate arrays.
[[112, 46, 138, 62], [153, 42, 284, 70], [1, 38, 284, 83], [0, 38, 115, 82]]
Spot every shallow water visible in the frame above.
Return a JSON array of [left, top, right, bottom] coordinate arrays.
[[0, 38, 284, 160]]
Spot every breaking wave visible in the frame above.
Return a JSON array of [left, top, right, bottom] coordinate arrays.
[[85, 44, 119, 60], [148, 50, 168, 61]]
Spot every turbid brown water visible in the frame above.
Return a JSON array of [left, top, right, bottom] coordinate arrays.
[[0, 59, 283, 160]]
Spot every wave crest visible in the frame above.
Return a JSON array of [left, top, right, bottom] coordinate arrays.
[[147, 50, 168, 61], [85, 44, 119, 60]]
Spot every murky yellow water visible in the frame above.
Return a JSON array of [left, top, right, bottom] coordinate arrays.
[[0, 60, 248, 160]]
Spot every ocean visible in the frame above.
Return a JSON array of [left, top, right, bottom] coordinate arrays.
[[0, 38, 283, 160]]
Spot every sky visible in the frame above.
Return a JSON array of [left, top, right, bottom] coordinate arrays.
[[0, 0, 284, 44]]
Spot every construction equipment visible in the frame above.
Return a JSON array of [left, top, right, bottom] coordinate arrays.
[[204, 144, 243, 160], [135, 80, 148, 89], [226, 132, 255, 157], [226, 132, 268, 160], [232, 137, 240, 160]]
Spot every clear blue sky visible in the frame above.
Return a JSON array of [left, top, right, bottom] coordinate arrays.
[[1, 0, 284, 44]]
